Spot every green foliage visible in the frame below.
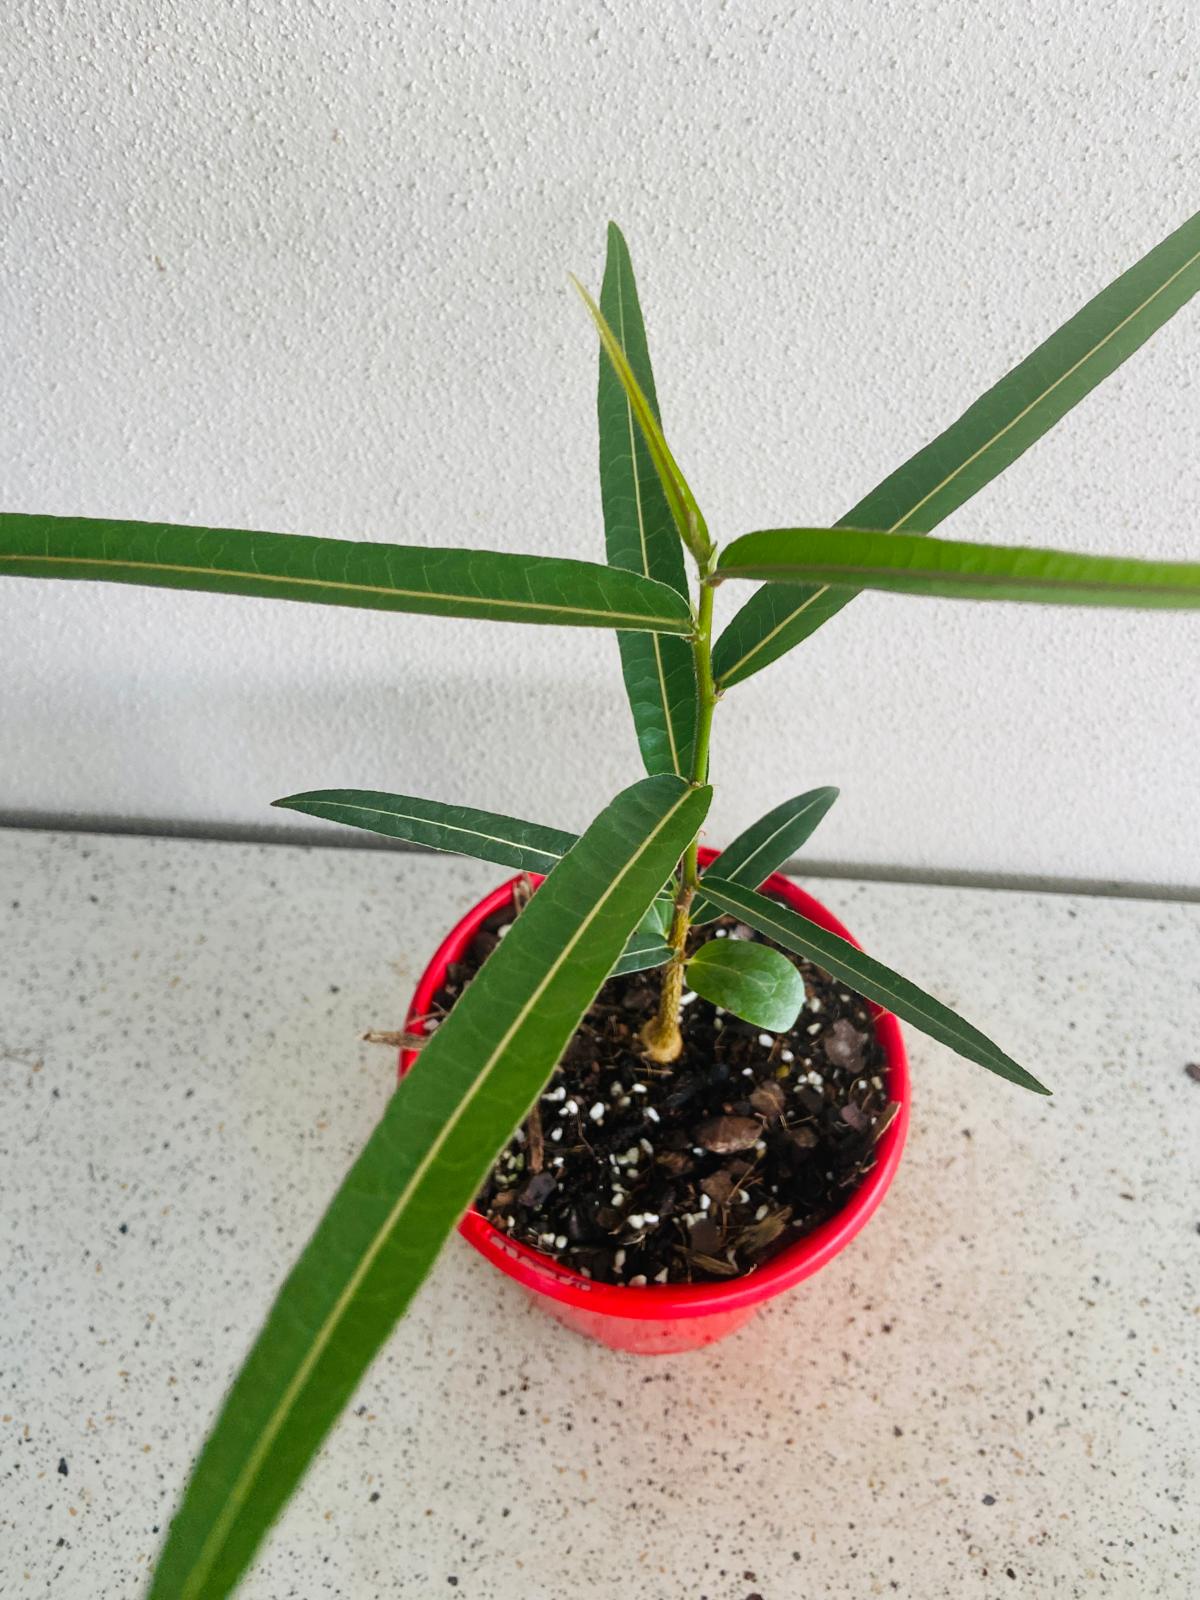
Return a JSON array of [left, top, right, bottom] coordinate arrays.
[[0, 512, 694, 634], [596, 223, 699, 777], [572, 270, 712, 567], [684, 936, 806, 1031], [716, 527, 1200, 608], [146, 775, 710, 1600], [699, 878, 1049, 1094], [274, 787, 675, 975], [712, 207, 1200, 686], [2, 209, 1198, 1597], [275, 789, 576, 871], [691, 787, 839, 922]]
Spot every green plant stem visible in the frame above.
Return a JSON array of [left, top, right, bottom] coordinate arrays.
[[641, 562, 719, 1062]]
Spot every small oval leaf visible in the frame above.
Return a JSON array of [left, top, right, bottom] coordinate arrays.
[[685, 938, 805, 1032]]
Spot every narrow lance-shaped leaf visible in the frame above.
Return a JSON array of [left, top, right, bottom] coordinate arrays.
[[700, 877, 1049, 1094], [571, 274, 713, 567], [611, 925, 674, 978], [691, 785, 839, 922], [148, 774, 712, 1600], [716, 527, 1200, 609], [684, 937, 806, 1032], [597, 223, 699, 777], [714, 207, 1200, 686], [273, 789, 578, 874], [273, 787, 676, 971], [0, 513, 694, 635]]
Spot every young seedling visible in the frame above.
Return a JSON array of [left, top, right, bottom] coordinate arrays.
[[2, 211, 1199, 1598]]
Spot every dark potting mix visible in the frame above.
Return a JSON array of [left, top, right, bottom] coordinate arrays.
[[426, 891, 899, 1287]]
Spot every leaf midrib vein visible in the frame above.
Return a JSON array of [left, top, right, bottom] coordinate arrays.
[[285, 799, 566, 868], [2, 553, 687, 630]]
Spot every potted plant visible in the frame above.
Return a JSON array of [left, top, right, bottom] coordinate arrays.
[[2, 213, 1199, 1598]]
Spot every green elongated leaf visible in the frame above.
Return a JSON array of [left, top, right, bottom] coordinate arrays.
[[611, 935, 674, 978], [273, 789, 577, 873], [148, 774, 711, 1600], [714, 208, 1200, 687], [0, 512, 694, 635], [273, 786, 676, 973], [691, 785, 839, 922], [571, 273, 713, 567], [716, 527, 1200, 609], [700, 877, 1048, 1094], [597, 224, 699, 778], [642, 893, 672, 938], [685, 937, 806, 1032], [608, 873, 679, 976]]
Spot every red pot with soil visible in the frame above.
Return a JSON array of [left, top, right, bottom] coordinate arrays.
[[401, 849, 909, 1355]]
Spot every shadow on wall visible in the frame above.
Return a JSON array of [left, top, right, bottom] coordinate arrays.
[[0, 662, 640, 838]]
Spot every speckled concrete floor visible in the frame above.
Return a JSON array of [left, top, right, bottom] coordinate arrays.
[[2, 829, 1197, 1598]]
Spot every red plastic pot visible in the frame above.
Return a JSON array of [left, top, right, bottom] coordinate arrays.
[[401, 850, 909, 1355]]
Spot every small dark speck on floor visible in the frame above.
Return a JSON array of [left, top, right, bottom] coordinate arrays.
[[118, 1223, 128, 1235], [369, 1491, 380, 1503], [57, 1458, 68, 1476], [982, 1493, 996, 1505], [447, 1579, 458, 1588], [1007, 1569, 1017, 1580]]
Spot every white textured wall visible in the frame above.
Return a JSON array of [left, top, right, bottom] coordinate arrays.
[[2, 2, 1198, 886]]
